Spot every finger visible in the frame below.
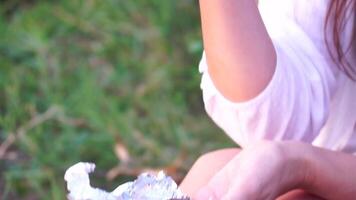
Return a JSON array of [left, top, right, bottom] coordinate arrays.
[[222, 176, 259, 200], [195, 186, 218, 200], [194, 166, 231, 200]]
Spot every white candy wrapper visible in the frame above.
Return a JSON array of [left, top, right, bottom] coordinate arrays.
[[64, 162, 190, 200]]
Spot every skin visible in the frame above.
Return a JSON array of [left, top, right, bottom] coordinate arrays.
[[180, 149, 240, 196], [180, 141, 356, 199], [180, 144, 320, 199], [199, 0, 276, 102]]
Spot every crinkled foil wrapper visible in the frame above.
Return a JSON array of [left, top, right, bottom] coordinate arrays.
[[64, 162, 190, 200]]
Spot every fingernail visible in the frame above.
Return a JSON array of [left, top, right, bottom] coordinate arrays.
[[195, 187, 215, 200]]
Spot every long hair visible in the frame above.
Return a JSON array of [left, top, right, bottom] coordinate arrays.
[[325, 0, 356, 80]]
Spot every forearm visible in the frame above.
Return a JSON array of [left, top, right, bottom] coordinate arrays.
[[286, 142, 356, 199], [199, 0, 276, 102]]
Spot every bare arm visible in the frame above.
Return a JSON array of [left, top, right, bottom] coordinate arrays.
[[302, 144, 356, 199], [199, 0, 276, 102]]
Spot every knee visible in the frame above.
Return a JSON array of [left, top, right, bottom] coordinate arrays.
[[180, 148, 240, 196], [193, 148, 241, 170]]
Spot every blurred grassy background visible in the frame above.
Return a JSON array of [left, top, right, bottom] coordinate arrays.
[[0, 0, 235, 199]]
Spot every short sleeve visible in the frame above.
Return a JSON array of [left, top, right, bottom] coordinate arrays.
[[200, 17, 336, 147]]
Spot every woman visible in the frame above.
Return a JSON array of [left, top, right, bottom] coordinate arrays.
[[180, 0, 356, 199]]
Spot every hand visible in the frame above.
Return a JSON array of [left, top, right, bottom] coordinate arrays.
[[194, 141, 310, 200]]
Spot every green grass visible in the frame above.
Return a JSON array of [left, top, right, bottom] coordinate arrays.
[[0, 0, 235, 199]]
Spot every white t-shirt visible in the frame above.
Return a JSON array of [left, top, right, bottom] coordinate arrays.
[[200, 0, 356, 153]]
